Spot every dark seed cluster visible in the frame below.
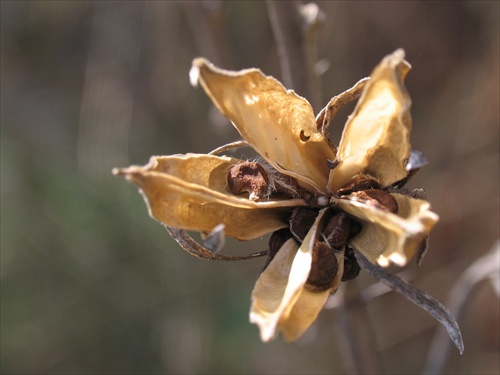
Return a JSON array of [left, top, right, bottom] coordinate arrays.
[[227, 161, 402, 293]]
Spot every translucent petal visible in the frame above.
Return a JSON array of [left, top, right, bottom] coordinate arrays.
[[329, 49, 412, 192], [250, 209, 333, 341], [114, 154, 305, 240], [335, 193, 439, 267], [191, 58, 336, 194]]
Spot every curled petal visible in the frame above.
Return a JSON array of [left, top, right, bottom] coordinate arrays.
[[191, 58, 336, 194], [114, 154, 306, 240], [334, 193, 439, 267], [329, 49, 412, 192], [250, 209, 339, 342]]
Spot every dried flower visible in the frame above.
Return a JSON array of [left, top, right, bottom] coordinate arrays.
[[113, 50, 463, 352]]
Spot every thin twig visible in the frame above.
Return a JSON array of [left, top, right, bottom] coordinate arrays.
[[330, 284, 383, 374], [165, 226, 268, 261], [422, 241, 499, 374], [208, 140, 249, 155], [267, 0, 310, 99], [267, 1, 325, 110]]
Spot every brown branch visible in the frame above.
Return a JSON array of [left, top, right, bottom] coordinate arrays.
[[267, 1, 325, 110]]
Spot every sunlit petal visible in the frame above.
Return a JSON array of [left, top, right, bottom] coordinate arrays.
[[191, 58, 336, 194], [329, 49, 412, 191], [250, 209, 330, 341], [334, 193, 438, 266], [114, 154, 305, 240]]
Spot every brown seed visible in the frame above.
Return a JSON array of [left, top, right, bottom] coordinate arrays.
[[350, 189, 399, 214], [349, 219, 363, 237], [268, 228, 294, 257], [305, 241, 339, 292], [337, 175, 380, 196], [289, 208, 319, 242], [322, 212, 351, 249], [227, 161, 270, 200], [341, 247, 361, 281], [261, 228, 294, 274]]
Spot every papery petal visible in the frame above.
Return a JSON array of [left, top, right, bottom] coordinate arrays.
[[335, 193, 438, 267], [191, 58, 336, 194], [250, 209, 330, 341], [114, 154, 305, 240], [329, 49, 412, 192]]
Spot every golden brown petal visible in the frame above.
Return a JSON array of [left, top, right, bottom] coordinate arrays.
[[250, 209, 342, 342], [329, 49, 412, 192], [190, 58, 336, 194], [114, 154, 305, 240], [334, 193, 438, 267]]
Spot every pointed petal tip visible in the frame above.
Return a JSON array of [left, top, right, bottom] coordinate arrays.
[[249, 312, 277, 342], [393, 48, 406, 59], [190, 58, 212, 86], [111, 167, 122, 176], [189, 64, 201, 87], [112, 167, 141, 181]]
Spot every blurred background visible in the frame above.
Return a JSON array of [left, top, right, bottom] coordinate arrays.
[[1, 1, 498, 374]]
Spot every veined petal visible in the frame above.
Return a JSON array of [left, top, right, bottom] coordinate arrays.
[[191, 58, 336, 194], [250, 209, 330, 342], [334, 193, 439, 267], [329, 49, 412, 192], [114, 154, 305, 240]]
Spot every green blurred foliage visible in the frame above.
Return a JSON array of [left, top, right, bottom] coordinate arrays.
[[1, 1, 498, 374]]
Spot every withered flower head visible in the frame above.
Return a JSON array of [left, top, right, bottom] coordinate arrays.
[[113, 50, 463, 352]]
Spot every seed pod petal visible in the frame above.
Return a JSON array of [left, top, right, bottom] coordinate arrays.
[[250, 208, 332, 342], [191, 58, 336, 194], [329, 49, 412, 191], [114, 154, 305, 240], [335, 193, 438, 267]]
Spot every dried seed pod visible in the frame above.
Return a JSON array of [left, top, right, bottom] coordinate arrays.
[[289, 208, 319, 242], [337, 174, 380, 196], [305, 241, 339, 292], [341, 247, 361, 281], [322, 212, 351, 249], [350, 189, 399, 214], [227, 161, 270, 200]]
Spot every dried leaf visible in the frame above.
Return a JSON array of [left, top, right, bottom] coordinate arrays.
[[250, 208, 331, 341], [355, 250, 464, 354], [335, 193, 438, 266], [114, 154, 304, 240], [191, 58, 336, 194], [329, 49, 412, 192]]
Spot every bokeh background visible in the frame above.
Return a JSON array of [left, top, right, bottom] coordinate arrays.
[[1, 1, 499, 374]]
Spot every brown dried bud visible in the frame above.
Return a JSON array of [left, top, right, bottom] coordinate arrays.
[[322, 212, 351, 249], [341, 247, 361, 281], [289, 208, 319, 242], [337, 175, 380, 196], [227, 161, 270, 200], [350, 189, 399, 214], [305, 241, 339, 292]]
